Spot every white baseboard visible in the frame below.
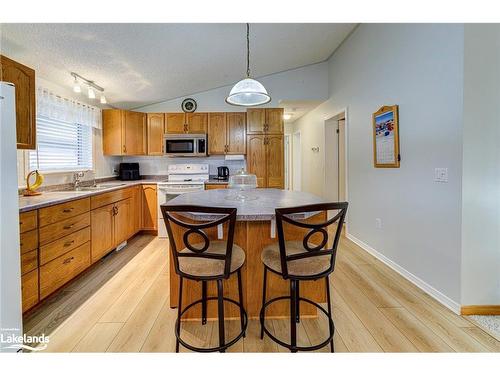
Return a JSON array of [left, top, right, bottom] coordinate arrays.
[[345, 233, 461, 315]]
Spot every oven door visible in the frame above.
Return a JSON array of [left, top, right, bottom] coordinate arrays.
[[164, 137, 196, 156]]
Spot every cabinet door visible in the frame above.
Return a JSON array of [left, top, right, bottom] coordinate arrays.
[[114, 198, 132, 245], [266, 134, 284, 189], [165, 113, 186, 134], [227, 112, 246, 154], [246, 108, 266, 134], [246, 134, 267, 188], [102, 109, 124, 155], [1, 55, 36, 149], [208, 113, 226, 155], [91, 203, 115, 263], [265, 108, 284, 134], [124, 111, 146, 155], [142, 185, 157, 230], [21, 269, 39, 312], [131, 185, 143, 234], [147, 113, 165, 155], [186, 112, 208, 134]]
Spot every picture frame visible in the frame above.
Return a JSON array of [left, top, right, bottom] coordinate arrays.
[[372, 105, 400, 168]]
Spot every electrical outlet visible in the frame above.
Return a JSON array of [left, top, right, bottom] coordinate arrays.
[[434, 168, 448, 183], [375, 218, 382, 229]]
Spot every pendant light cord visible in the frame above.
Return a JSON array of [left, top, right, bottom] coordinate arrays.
[[246, 23, 250, 78]]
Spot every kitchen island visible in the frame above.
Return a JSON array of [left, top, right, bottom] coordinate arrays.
[[166, 188, 329, 320]]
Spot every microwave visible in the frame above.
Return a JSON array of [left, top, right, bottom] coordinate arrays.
[[164, 134, 207, 157]]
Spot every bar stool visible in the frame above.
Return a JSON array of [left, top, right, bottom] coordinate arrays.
[[259, 202, 348, 352], [161, 204, 247, 353]]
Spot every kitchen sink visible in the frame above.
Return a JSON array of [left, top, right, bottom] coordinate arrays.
[[57, 183, 127, 192]]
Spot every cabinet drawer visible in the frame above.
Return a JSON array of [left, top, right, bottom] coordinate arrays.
[[20, 229, 38, 254], [21, 249, 38, 275], [22, 269, 39, 313], [39, 212, 90, 246], [39, 198, 90, 227], [204, 183, 228, 190], [91, 187, 134, 210], [19, 210, 37, 233], [39, 242, 91, 300], [40, 226, 91, 265]]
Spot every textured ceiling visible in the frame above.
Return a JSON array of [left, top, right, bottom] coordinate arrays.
[[0, 23, 356, 109]]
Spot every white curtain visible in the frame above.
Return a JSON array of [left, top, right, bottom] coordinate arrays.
[[36, 86, 102, 129]]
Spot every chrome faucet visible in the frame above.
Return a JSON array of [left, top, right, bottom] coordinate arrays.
[[73, 171, 85, 190]]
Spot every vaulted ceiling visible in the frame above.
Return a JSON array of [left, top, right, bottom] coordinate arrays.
[[0, 23, 356, 109]]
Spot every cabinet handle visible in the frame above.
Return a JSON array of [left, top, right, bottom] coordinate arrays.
[[63, 256, 75, 264], [63, 224, 74, 230], [63, 208, 74, 213], [63, 240, 75, 247], [123, 145, 126, 153], [20, 242, 23, 247], [19, 221, 23, 225]]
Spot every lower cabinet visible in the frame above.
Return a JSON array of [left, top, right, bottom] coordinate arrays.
[[204, 183, 228, 190], [91, 203, 115, 263], [142, 184, 157, 230], [114, 198, 132, 245], [21, 269, 39, 312], [39, 242, 91, 299]]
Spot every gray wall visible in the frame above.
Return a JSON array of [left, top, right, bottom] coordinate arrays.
[[294, 24, 465, 304]]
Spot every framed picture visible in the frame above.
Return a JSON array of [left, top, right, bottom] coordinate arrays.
[[372, 105, 400, 168]]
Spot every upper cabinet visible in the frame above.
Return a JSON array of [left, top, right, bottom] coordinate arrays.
[[102, 109, 146, 156], [146, 113, 164, 155], [165, 112, 208, 134], [208, 112, 246, 155], [0, 55, 36, 149], [246, 108, 283, 135]]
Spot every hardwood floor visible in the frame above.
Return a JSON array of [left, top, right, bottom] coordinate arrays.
[[23, 234, 499, 353]]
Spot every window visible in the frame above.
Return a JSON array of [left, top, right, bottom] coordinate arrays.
[[29, 87, 100, 172]]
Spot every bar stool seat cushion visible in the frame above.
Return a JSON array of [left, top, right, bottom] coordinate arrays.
[[179, 241, 245, 277], [261, 241, 330, 277]]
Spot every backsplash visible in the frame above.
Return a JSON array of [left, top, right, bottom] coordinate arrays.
[[121, 155, 246, 176]]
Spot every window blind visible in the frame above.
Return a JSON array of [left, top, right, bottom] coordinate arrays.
[[29, 116, 93, 172]]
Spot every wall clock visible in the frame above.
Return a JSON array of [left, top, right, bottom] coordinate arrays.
[[181, 98, 197, 113]]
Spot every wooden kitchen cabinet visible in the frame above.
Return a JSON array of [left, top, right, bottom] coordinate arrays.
[[142, 184, 157, 230], [91, 203, 115, 263], [147, 113, 165, 155], [208, 112, 246, 155], [246, 134, 284, 188], [246, 108, 283, 134], [131, 185, 143, 234], [204, 183, 228, 190], [102, 109, 146, 155], [114, 198, 132, 244], [0, 55, 36, 149], [165, 113, 208, 134], [21, 269, 39, 312]]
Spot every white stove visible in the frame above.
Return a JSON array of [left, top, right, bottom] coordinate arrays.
[[157, 164, 209, 237]]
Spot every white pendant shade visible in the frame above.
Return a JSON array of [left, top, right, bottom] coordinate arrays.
[[226, 78, 271, 106]]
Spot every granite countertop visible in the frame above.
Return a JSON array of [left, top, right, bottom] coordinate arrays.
[[165, 188, 328, 221], [204, 178, 229, 185], [18, 179, 161, 212]]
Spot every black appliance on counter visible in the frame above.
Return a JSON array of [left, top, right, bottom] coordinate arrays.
[[119, 163, 141, 181], [216, 166, 230, 180]]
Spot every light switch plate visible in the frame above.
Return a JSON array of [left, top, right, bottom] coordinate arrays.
[[434, 168, 448, 183]]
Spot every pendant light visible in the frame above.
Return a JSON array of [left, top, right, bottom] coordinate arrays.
[[226, 23, 271, 106]]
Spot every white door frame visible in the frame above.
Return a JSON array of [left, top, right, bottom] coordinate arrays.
[[284, 134, 291, 190], [292, 130, 302, 191], [323, 108, 349, 231]]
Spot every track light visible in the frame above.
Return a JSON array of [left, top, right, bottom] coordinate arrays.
[[100, 94, 107, 104], [73, 77, 81, 93], [87, 86, 95, 99]]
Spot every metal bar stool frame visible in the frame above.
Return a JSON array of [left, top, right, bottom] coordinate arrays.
[[162, 204, 248, 353]]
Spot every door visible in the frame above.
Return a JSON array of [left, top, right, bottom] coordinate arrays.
[[1, 55, 36, 149], [266, 134, 284, 189], [186, 112, 208, 134], [226, 112, 246, 154], [90, 203, 115, 263], [208, 113, 226, 155], [246, 134, 267, 188], [114, 198, 132, 245], [246, 108, 265, 134], [130, 186, 143, 234], [165, 113, 186, 134], [265, 108, 284, 134], [338, 119, 346, 202], [147, 113, 164, 155], [292, 131, 302, 191], [102, 109, 124, 155], [142, 185, 157, 230], [124, 111, 146, 155]]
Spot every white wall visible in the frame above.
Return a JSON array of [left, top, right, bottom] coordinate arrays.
[[134, 62, 329, 112], [461, 24, 500, 305], [294, 24, 465, 305]]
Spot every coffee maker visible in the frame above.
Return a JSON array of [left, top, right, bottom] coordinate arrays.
[[216, 166, 229, 181]]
